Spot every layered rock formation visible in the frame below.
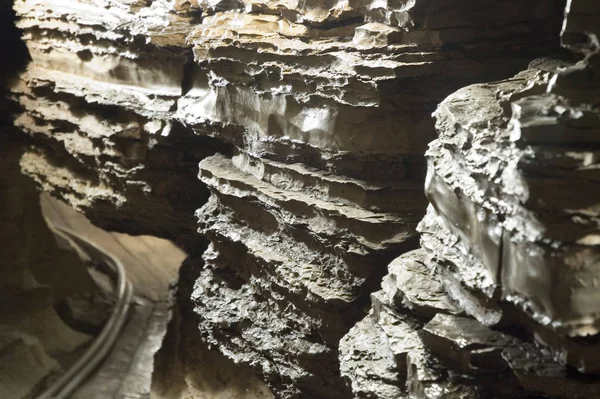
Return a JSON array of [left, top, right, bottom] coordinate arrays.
[[7, 0, 571, 397], [340, 1, 600, 397], [0, 5, 103, 396], [191, 2, 565, 397], [424, 0, 600, 376], [11, 0, 230, 245]]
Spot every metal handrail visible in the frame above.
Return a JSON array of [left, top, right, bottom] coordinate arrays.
[[37, 224, 133, 399]]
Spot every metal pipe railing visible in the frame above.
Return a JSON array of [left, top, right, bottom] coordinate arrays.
[[37, 224, 133, 399]]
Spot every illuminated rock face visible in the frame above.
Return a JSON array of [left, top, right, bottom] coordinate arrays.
[[188, 2, 563, 397], [424, 0, 600, 374], [340, 1, 600, 398], [7, 0, 579, 397]]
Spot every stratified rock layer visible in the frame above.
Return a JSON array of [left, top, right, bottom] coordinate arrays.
[[190, 2, 565, 396], [11, 0, 230, 245], [341, 1, 600, 398], [340, 249, 600, 398], [10, 0, 568, 397], [423, 0, 600, 373]]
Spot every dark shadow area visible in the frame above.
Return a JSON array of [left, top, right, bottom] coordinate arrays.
[[0, 0, 30, 126]]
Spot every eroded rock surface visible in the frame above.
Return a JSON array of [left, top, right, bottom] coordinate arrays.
[[6, 0, 581, 397], [341, 1, 600, 398], [189, 2, 565, 396], [424, 0, 600, 373]]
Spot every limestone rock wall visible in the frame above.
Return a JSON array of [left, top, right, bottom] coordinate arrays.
[[11, 0, 230, 246], [423, 0, 600, 375], [6, 0, 572, 398], [191, 2, 564, 396], [340, 1, 600, 398]]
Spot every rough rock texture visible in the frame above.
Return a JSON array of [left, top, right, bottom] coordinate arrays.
[[9, 0, 563, 240], [341, 1, 600, 398], [11, 0, 231, 245], [423, 0, 600, 373], [340, 248, 600, 398], [7, 0, 570, 397], [152, 258, 275, 399], [190, 2, 565, 397]]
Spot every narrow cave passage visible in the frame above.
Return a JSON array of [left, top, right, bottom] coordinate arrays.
[[34, 195, 274, 399], [0, 187, 276, 398], [40, 194, 186, 303], [2, 0, 600, 398]]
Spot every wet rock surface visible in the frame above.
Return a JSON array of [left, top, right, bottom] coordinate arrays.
[[8, 0, 600, 398], [8, 0, 566, 396], [341, 1, 600, 398], [421, 314, 513, 374], [188, 2, 565, 396], [423, 0, 600, 372], [339, 315, 407, 399], [340, 251, 600, 398], [382, 250, 462, 318]]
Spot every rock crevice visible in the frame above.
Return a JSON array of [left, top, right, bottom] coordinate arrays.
[[9, 0, 600, 398]]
